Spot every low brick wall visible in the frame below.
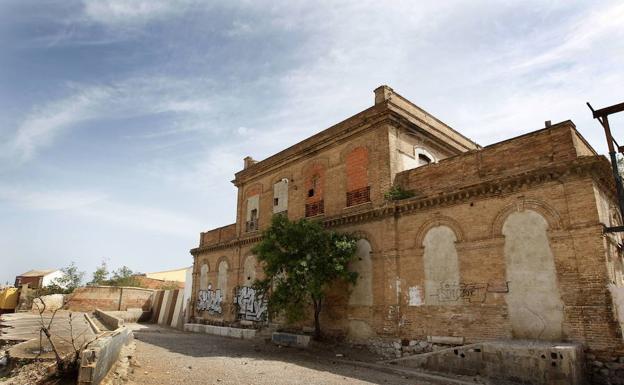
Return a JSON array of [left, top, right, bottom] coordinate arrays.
[[66, 286, 154, 312]]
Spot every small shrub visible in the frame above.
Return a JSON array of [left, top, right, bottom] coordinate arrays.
[[384, 186, 414, 201]]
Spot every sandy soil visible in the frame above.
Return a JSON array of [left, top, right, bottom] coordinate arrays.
[[126, 327, 448, 385]]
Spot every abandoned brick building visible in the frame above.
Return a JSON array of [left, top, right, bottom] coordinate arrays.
[[190, 85, 624, 358]]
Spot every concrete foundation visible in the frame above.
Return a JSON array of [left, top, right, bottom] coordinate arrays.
[[387, 340, 585, 385], [184, 323, 256, 339], [95, 309, 125, 330], [271, 332, 311, 348]]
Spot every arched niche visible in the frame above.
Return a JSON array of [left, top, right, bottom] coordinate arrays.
[[199, 263, 209, 290], [217, 259, 229, 300], [502, 209, 564, 340], [349, 239, 373, 306], [422, 225, 460, 305], [242, 255, 257, 286]]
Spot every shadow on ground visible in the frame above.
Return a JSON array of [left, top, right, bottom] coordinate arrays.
[[130, 325, 457, 385]]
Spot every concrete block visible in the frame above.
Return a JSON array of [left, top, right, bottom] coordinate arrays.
[[271, 332, 310, 348], [77, 327, 133, 385], [95, 309, 124, 330], [242, 329, 256, 339], [427, 335, 464, 345]]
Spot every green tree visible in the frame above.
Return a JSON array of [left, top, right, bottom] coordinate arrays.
[[253, 215, 359, 340], [89, 261, 109, 286], [51, 262, 85, 293], [108, 266, 139, 287]]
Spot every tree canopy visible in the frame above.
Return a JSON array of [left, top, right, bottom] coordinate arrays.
[[253, 214, 359, 339]]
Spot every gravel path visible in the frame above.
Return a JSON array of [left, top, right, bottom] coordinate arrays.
[[128, 327, 446, 385]]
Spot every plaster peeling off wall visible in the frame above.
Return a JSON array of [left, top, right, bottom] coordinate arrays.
[[423, 226, 460, 305], [408, 286, 423, 306], [503, 210, 564, 340], [348, 239, 373, 306], [608, 284, 624, 341]]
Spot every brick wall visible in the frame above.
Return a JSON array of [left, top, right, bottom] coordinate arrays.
[[65, 286, 154, 312], [190, 93, 623, 357]]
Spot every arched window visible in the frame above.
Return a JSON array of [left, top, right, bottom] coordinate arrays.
[[418, 153, 432, 165]]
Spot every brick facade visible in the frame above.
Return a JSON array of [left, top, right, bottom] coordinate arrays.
[[190, 85, 624, 357]]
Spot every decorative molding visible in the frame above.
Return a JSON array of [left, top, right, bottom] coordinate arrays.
[[491, 198, 563, 237], [414, 215, 465, 247], [191, 156, 614, 256]]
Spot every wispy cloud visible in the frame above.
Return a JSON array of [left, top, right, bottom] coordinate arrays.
[[0, 186, 105, 211], [80, 0, 199, 27], [0, 185, 202, 237], [3, 76, 221, 163]]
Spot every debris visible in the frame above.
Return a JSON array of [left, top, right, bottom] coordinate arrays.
[[335, 353, 344, 357]]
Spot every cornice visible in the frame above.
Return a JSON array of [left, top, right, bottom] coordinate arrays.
[[232, 107, 393, 186], [190, 156, 614, 256]]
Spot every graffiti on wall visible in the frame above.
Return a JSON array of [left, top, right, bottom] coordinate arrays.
[[431, 281, 509, 303], [234, 286, 267, 322], [197, 287, 223, 314]]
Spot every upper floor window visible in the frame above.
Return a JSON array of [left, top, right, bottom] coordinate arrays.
[[245, 194, 259, 232], [273, 178, 289, 214], [345, 147, 370, 207], [304, 162, 325, 217], [399, 147, 436, 171], [418, 153, 432, 165]]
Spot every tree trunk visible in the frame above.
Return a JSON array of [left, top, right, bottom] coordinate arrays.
[[313, 297, 322, 340]]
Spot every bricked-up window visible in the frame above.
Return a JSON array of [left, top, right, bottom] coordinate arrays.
[[304, 162, 325, 217], [345, 147, 370, 207]]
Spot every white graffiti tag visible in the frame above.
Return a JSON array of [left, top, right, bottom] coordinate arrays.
[[197, 289, 223, 314], [235, 286, 267, 322]]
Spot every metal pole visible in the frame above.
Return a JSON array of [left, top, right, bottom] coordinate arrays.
[[603, 116, 624, 223]]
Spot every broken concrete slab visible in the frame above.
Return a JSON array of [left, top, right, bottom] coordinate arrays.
[[77, 327, 133, 385], [1, 311, 95, 361], [183, 323, 256, 339], [385, 339, 585, 385]]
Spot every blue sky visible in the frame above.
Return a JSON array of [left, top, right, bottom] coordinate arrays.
[[1, 0, 623, 285]]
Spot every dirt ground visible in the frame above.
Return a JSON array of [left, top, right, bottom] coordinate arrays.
[[126, 326, 455, 385]]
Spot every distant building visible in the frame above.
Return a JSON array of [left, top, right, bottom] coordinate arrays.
[[14, 269, 63, 289], [132, 267, 191, 290], [144, 267, 189, 283]]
